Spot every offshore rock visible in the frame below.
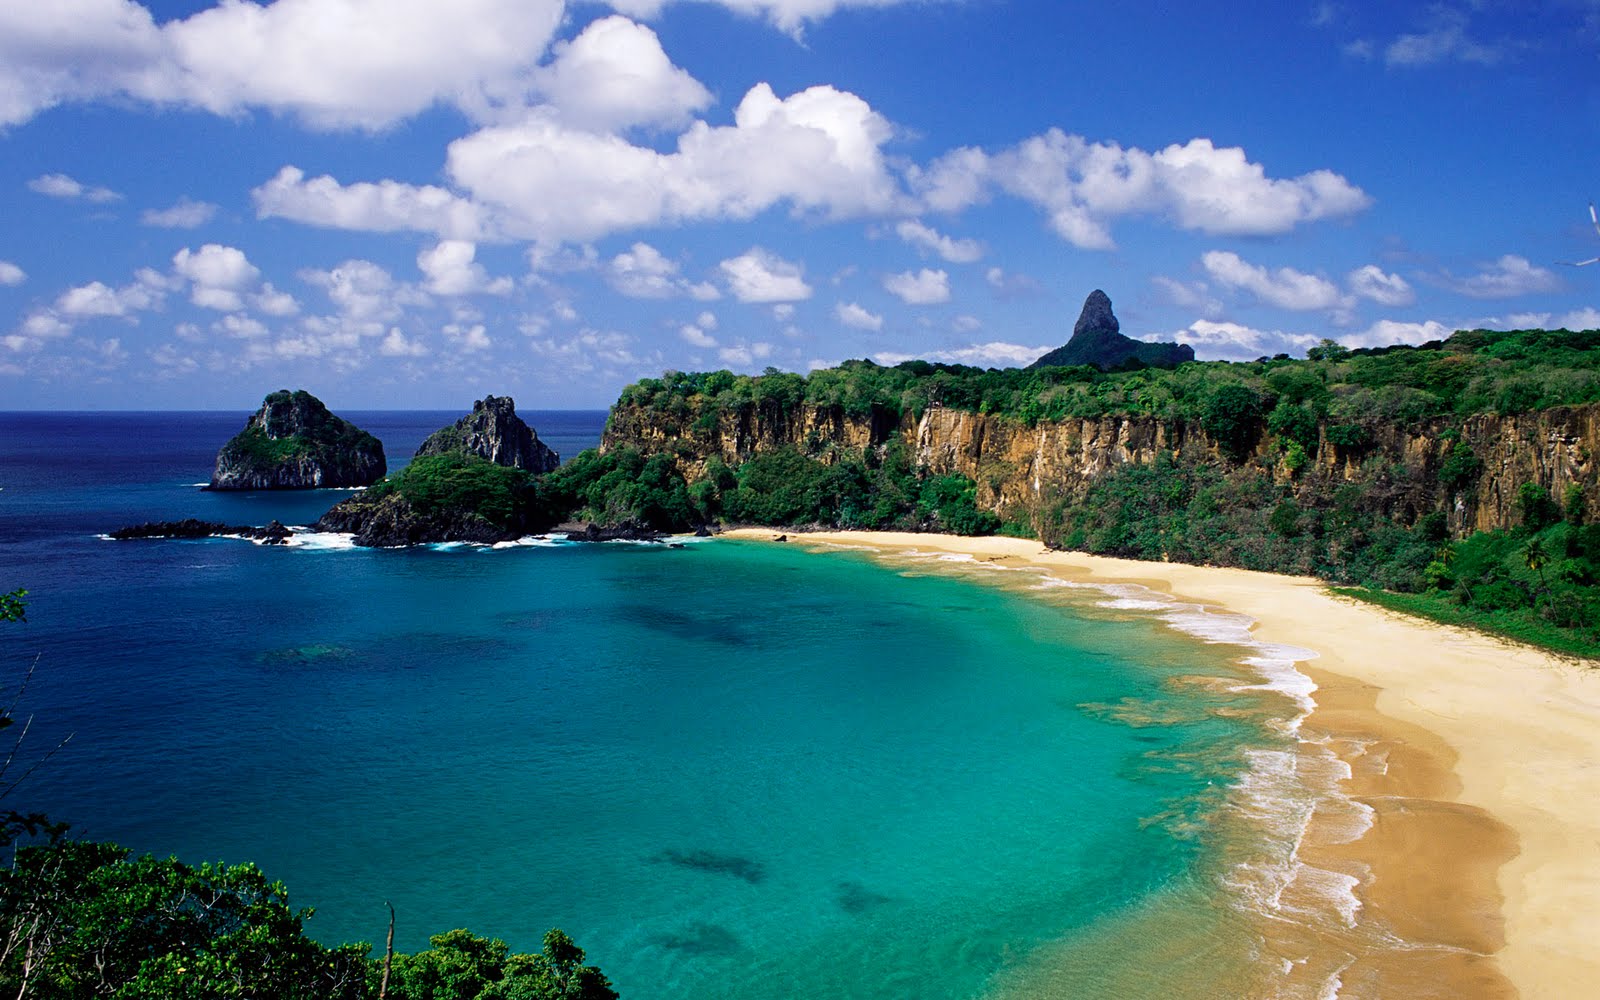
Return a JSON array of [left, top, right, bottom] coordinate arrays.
[[414, 395, 559, 472], [109, 518, 294, 544], [209, 390, 385, 490], [564, 520, 667, 543], [314, 491, 523, 548], [1029, 289, 1194, 371]]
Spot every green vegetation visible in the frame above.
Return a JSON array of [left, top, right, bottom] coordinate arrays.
[[0, 838, 616, 1000], [366, 454, 542, 533], [617, 327, 1600, 429], [218, 389, 384, 480], [539, 442, 997, 535]]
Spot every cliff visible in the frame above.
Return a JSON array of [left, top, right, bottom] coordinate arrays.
[[1030, 290, 1194, 370], [600, 399, 1600, 539], [209, 390, 385, 490], [414, 395, 559, 472]]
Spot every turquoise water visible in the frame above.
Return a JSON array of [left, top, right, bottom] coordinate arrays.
[[1, 413, 1295, 999]]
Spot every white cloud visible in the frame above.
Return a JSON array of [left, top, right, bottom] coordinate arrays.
[[417, 240, 513, 296], [380, 327, 429, 357], [444, 322, 492, 352], [1339, 319, 1455, 349], [951, 314, 982, 334], [261, 81, 899, 246], [301, 259, 425, 325], [1347, 264, 1415, 306], [253, 283, 300, 317], [252, 166, 486, 240], [55, 268, 170, 318], [605, 0, 923, 38], [28, 172, 121, 203], [215, 314, 267, 339], [680, 322, 717, 348], [141, 197, 218, 228], [772, 303, 796, 321], [717, 340, 775, 367], [1201, 251, 1346, 311], [535, 16, 711, 132], [0, 261, 25, 286], [0, 0, 567, 130], [605, 242, 685, 299], [1496, 308, 1600, 331], [1385, 11, 1501, 67], [172, 243, 260, 311], [916, 132, 1370, 249], [1436, 255, 1561, 299], [1151, 276, 1223, 318], [836, 301, 883, 331], [895, 219, 982, 263], [720, 247, 813, 303], [876, 341, 1050, 368], [883, 268, 949, 305], [1166, 319, 1322, 361]]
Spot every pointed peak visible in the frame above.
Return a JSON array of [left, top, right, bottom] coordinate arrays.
[[1074, 289, 1118, 338]]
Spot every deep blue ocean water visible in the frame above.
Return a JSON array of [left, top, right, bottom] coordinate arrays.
[[0, 411, 1297, 999]]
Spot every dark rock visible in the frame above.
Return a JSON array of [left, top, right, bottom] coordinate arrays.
[[209, 390, 386, 490], [564, 520, 666, 543], [414, 395, 559, 472], [1029, 290, 1195, 371], [315, 491, 518, 548], [109, 518, 298, 543], [694, 525, 713, 537]]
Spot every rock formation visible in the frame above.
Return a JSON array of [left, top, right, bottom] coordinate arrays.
[[413, 395, 559, 472], [109, 519, 294, 544], [1029, 290, 1194, 370], [209, 390, 385, 490]]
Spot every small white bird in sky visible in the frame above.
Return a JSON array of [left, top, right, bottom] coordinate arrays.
[[1560, 203, 1600, 266]]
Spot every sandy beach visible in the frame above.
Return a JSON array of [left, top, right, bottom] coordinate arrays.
[[727, 529, 1600, 998]]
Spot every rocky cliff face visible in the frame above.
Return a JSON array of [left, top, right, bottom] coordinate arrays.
[[414, 395, 559, 472], [601, 400, 1600, 537], [209, 390, 385, 490]]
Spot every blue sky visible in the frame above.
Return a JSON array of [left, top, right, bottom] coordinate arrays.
[[2, 0, 1597, 409]]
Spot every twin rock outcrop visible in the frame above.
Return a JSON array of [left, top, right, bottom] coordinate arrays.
[[208, 389, 386, 490]]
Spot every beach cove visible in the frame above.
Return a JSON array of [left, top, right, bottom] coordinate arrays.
[[729, 529, 1600, 999]]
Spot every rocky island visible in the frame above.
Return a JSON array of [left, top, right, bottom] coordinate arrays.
[[316, 395, 557, 547], [1028, 289, 1194, 370], [208, 389, 385, 490]]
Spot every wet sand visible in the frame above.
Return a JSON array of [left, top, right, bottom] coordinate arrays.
[[727, 529, 1600, 998]]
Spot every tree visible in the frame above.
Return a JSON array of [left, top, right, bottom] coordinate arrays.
[[1201, 384, 1264, 460], [0, 590, 24, 625]]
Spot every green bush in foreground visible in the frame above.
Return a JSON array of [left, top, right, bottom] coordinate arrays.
[[0, 837, 617, 1000]]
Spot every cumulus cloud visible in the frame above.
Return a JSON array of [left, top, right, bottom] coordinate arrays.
[[0, 0, 566, 130], [680, 321, 718, 348], [253, 283, 300, 317], [380, 327, 429, 357], [0, 261, 24, 286], [883, 268, 950, 305], [444, 322, 492, 352], [418, 240, 513, 296], [605, 242, 691, 299], [895, 219, 982, 263], [171, 244, 260, 311], [1436, 255, 1561, 299], [1496, 307, 1600, 331], [1339, 319, 1455, 349], [258, 81, 899, 246], [252, 166, 486, 240], [717, 340, 775, 367], [915, 133, 1370, 249], [535, 16, 711, 132], [301, 259, 426, 325], [836, 301, 883, 331], [1165, 319, 1322, 361], [720, 247, 812, 303], [28, 172, 121, 203], [1347, 264, 1415, 306], [1201, 251, 1346, 311], [141, 197, 218, 228], [984, 267, 1042, 299]]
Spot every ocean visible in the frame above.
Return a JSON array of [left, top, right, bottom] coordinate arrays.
[[0, 410, 1342, 999]]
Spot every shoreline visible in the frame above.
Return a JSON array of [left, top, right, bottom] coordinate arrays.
[[726, 529, 1600, 997]]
